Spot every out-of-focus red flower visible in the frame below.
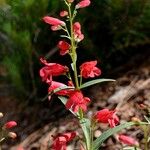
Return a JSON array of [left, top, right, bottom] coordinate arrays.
[[39, 58, 68, 84], [118, 134, 138, 146], [75, 0, 91, 9], [17, 146, 24, 150], [4, 121, 17, 129], [73, 22, 84, 42], [60, 11, 68, 17], [52, 132, 77, 150], [66, 90, 90, 112], [80, 61, 101, 78], [94, 109, 119, 128], [43, 16, 65, 26], [57, 41, 70, 56]]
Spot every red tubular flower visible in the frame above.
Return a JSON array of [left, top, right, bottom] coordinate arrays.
[[118, 134, 138, 146], [4, 121, 17, 129], [75, 0, 91, 9], [39, 58, 69, 84], [60, 11, 68, 17], [73, 22, 84, 42], [43, 16, 65, 26], [94, 109, 119, 128], [39, 66, 52, 84], [57, 41, 70, 56], [48, 81, 73, 100], [52, 132, 77, 150], [80, 61, 101, 78], [66, 90, 90, 112]]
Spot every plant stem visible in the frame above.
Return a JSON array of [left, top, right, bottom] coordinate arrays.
[[68, 4, 79, 89], [143, 125, 149, 150]]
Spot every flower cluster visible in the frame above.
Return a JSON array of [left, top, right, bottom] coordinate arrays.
[[0, 112, 17, 142], [39, 0, 123, 149], [39, 0, 102, 114], [51, 132, 77, 150]]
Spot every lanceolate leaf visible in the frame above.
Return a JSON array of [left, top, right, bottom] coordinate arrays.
[[58, 96, 76, 116], [58, 96, 68, 105], [93, 122, 136, 150], [41, 86, 74, 101], [80, 118, 91, 150], [53, 86, 74, 94], [80, 79, 115, 89]]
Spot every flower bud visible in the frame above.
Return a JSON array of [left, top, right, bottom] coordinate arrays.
[[8, 132, 17, 139], [75, 0, 91, 9], [4, 121, 17, 129], [0, 112, 3, 118], [60, 11, 68, 17]]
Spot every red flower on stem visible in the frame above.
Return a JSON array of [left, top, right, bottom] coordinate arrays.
[[57, 40, 70, 56], [66, 90, 90, 112], [39, 58, 68, 84], [94, 109, 119, 128], [52, 132, 77, 150], [4, 121, 17, 129], [43, 16, 65, 26], [73, 22, 84, 42], [76, 0, 91, 9], [60, 11, 68, 17], [80, 61, 101, 78], [118, 134, 138, 146], [48, 81, 74, 100]]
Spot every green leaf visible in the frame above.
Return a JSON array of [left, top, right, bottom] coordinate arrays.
[[80, 118, 91, 150], [123, 147, 141, 150], [71, 63, 74, 71], [144, 115, 150, 124], [58, 96, 76, 116], [53, 86, 74, 94], [93, 122, 135, 150], [80, 79, 115, 89]]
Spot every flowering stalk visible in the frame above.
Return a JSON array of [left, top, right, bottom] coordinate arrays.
[[67, 2, 79, 90], [40, 0, 149, 150]]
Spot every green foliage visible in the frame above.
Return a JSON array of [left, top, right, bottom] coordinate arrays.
[[80, 79, 115, 89], [0, 0, 48, 98]]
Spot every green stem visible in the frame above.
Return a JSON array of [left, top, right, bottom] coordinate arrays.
[[90, 127, 93, 150], [68, 4, 79, 89], [143, 125, 149, 150]]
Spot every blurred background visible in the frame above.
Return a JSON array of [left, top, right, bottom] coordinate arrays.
[[0, 0, 150, 100], [0, 0, 150, 148]]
